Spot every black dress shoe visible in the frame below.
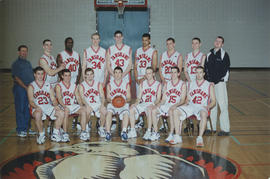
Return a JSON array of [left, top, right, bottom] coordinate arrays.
[[218, 131, 230, 136]]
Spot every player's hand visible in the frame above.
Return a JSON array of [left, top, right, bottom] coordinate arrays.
[[169, 105, 177, 111], [148, 104, 155, 110], [59, 63, 65, 69], [138, 78, 145, 84], [35, 106, 42, 113], [54, 105, 61, 111], [203, 106, 209, 111]]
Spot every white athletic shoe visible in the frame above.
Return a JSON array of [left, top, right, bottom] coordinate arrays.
[[196, 136, 204, 147], [61, 132, 70, 142], [98, 127, 106, 138], [165, 133, 174, 143], [169, 135, 182, 145], [37, 132, 46, 144], [127, 128, 137, 138], [150, 132, 160, 141], [143, 130, 152, 141], [80, 131, 89, 141], [51, 129, 62, 142]]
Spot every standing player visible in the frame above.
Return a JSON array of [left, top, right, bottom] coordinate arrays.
[[106, 30, 132, 83], [128, 67, 161, 139], [39, 39, 65, 88], [57, 37, 81, 84], [172, 66, 216, 146], [135, 33, 158, 94], [159, 38, 183, 84], [82, 33, 107, 85], [105, 66, 131, 141], [184, 37, 206, 82], [151, 66, 186, 141], [55, 69, 87, 142], [79, 68, 107, 141], [27, 67, 64, 144]]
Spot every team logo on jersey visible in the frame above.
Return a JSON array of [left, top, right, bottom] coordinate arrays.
[[0, 142, 241, 179]]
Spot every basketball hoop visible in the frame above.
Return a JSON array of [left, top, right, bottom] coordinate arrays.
[[115, 0, 127, 18]]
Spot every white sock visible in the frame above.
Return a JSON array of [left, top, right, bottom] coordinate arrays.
[[122, 128, 127, 132]]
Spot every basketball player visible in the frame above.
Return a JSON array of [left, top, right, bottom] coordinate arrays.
[[184, 37, 206, 82], [27, 67, 64, 144], [55, 69, 87, 142], [39, 39, 65, 88], [128, 67, 161, 139], [172, 66, 216, 146], [79, 68, 107, 141], [135, 33, 158, 94], [159, 37, 183, 84], [106, 30, 132, 83], [105, 66, 131, 141], [82, 33, 107, 85], [57, 37, 81, 84], [151, 66, 186, 141]]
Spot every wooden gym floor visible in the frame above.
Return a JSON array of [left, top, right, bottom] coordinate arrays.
[[0, 70, 269, 179]]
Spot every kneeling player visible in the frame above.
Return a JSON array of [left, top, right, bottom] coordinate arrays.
[[79, 68, 107, 141], [105, 66, 131, 141], [55, 69, 87, 142], [129, 67, 161, 139], [27, 67, 64, 144], [151, 66, 186, 142], [173, 66, 216, 146]]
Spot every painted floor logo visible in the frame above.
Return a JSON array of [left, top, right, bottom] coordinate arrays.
[[0, 142, 241, 179]]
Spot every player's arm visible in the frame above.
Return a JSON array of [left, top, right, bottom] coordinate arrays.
[[184, 56, 191, 82], [14, 76, 28, 90], [76, 56, 82, 84], [178, 54, 183, 74], [40, 58, 65, 76], [55, 84, 66, 108], [106, 50, 114, 77], [134, 57, 139, 84], [78, 84, 88, 106], [152, 50, 158, 72], [75, 86, 83, 106], [134, 84, 142, 106], [98, 83, 106, 106], [82, 50, 87, 80], [154, 83, 162, 105], [207, 83, 216, 110], [200, 54, 206, 67], [27, 85, 41, 110], [106, 84, 112, 103], [122, 49, 132, 77], [126, 84, 131, 103], [49, 86, 58, 107], [159, 55, 165, 83], [156, 84, 167, 107]]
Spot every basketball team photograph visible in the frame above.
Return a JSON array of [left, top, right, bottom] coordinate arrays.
[[0, 0, 269, 178]]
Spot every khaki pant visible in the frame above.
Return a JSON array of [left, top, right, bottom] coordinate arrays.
[[207, 81, 230, 132]]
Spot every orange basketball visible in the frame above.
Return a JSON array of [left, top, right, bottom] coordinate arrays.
[[112, 95, 125, 108]]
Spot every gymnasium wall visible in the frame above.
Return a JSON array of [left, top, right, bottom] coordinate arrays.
[[0, 0, 269, 68]]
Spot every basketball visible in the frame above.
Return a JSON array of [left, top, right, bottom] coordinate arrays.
[[112, 95, 125, 108]]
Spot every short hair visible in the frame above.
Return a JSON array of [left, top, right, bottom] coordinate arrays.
[[146, 66, 154, 72], [192, 37, 201, 43], [65, 37, 73, 44], [142, 33, 151, 39], [114, 30, 123, 37], [166, 37, 175, 43], [85, 68, 94, 75], [18, 45, 28, 51], [91, 32, 100, 39], [196, 66, 205, 72], [217, 36, 224, 43], [33, 66, 44, 73], [43, 39, 51, 45], [61, 69, 71, 76], [171, 66, 180, 73], [114, 66, 123, 73]]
